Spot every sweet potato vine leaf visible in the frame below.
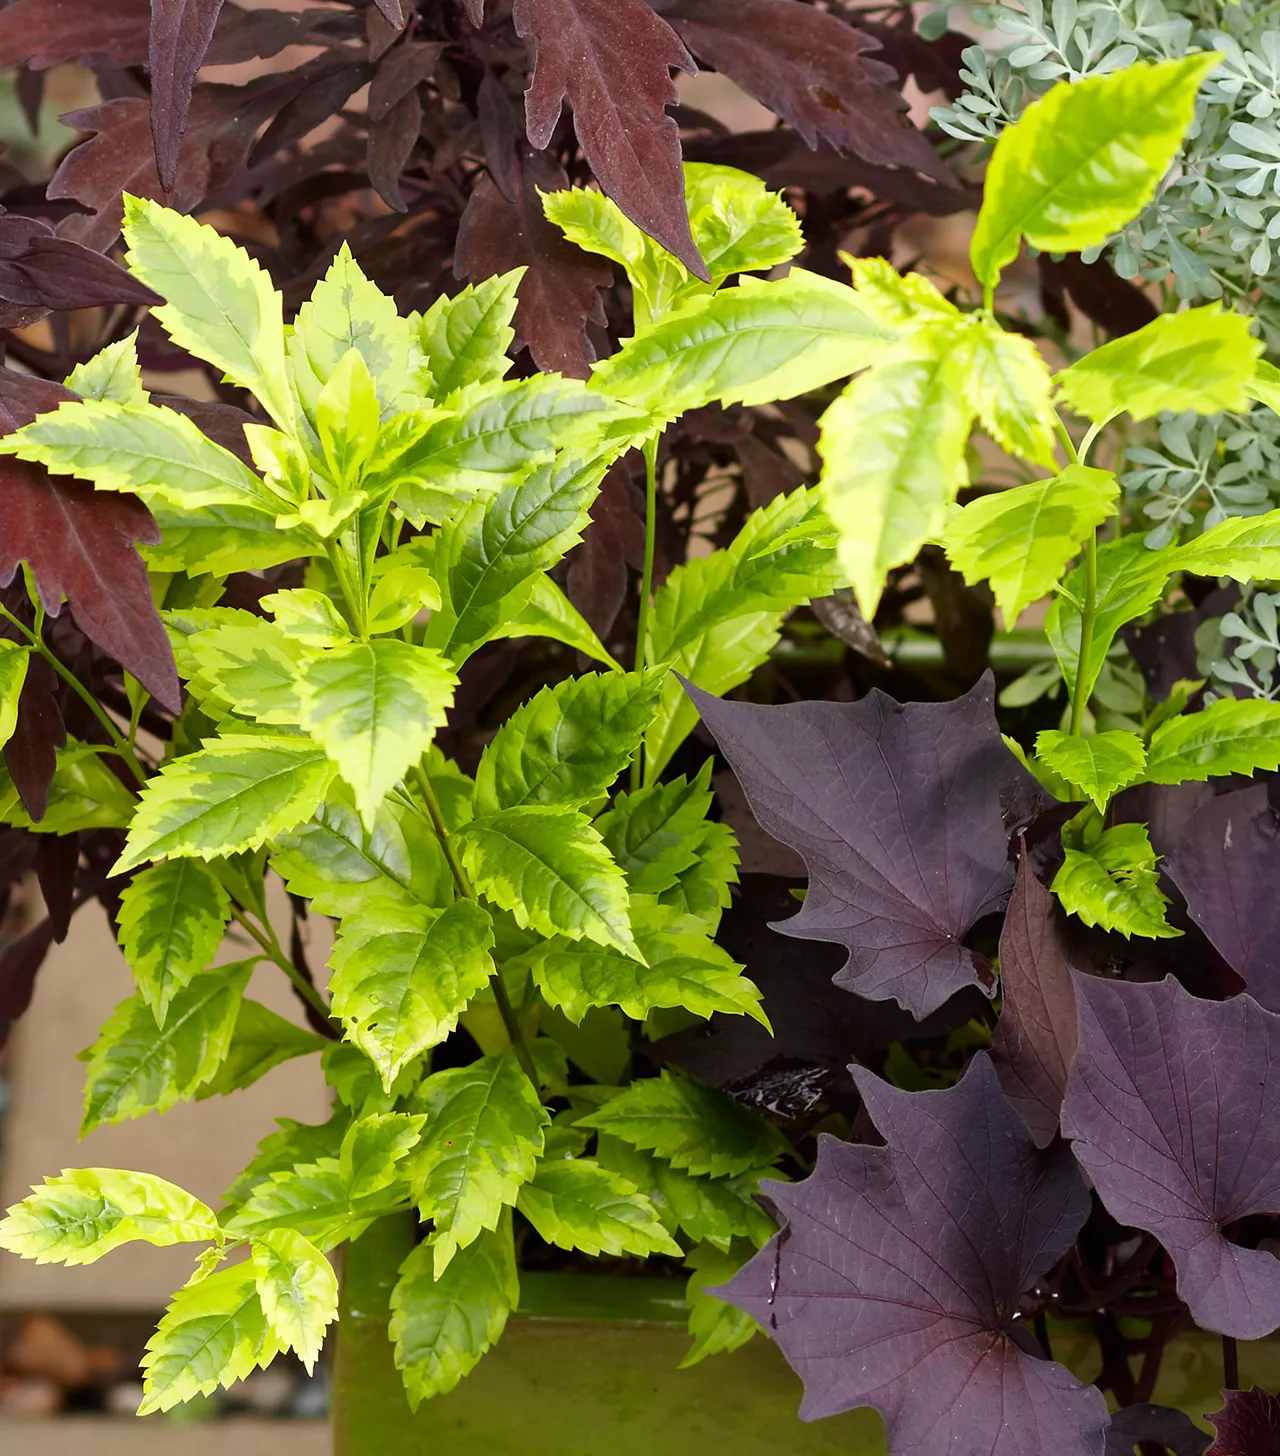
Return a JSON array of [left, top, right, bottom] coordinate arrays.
[[1165, 785, 1280, 1013], [991, 855, 1079, 1147], [149, 0, 227, 191], [688, 672, 1033, 1019], [718, 1055, 1107, 1455], [1062, 974, 1280, 1340], [1106, 1404, 1210, 1456], [512, 0, 707, 279], [1207, 1388, 1280, 1456]]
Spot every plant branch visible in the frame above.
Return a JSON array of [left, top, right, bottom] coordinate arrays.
[[230, 905, 336, 1027], [1068, 530, 1098, 737], [631, 434, 661, 791], [1223, 1333, 1239, 1390]]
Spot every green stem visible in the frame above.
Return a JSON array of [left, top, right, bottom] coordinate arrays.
[[326, 540, 368, 640], [1052, 414, 1081, 467], [1069, 531, 1099, 738], [0, 603, 148, 786], [631, 434, 661, 792], [412, 766, 540, 1085], [230, 905, 335, 1025], [983, 280, 995, 314], [1077, 419, 1106, 465]]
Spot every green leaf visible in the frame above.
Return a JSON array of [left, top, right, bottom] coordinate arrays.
[[657, 821, 738, 933], [681, 1243, 759, 1367], [298, 639, 457, 828], [515, 1158, 681, 1258], [0, 641, 29, 753], [0, 398, 273, 510], [390, 1216, 518, 1408], [80, 961, 253, 1134], [456, 807, 638, 956], [251, 1228, 338, 1372], [366, 561, 441, 636], [1168, 507, 1280, 580], [1035, 729, 1147, 810], [139, 1260, 277, 1415], [844, 255, 963, 332], [411, 1049, 548, 1275], [224, 1157, 393, 1249], [473, 671, 661, 816], [945, 466, 1119, 626], [117, 859, 231, 1026], [1053, 820, 1180, 938], [591, 269, 891, 419], [198, 999, 326, 1099], [223, 1114, 347, 1207], [313, 346, 381, 488], [520, 897, 766, 1027], [0, 1169, 219, 1267], [187, 619, 306, 725], [425, 453, 606, 663], [1247, 358, 1280, 415], [969, 54, 1219, 290], [416, 271, 520, 401], [114, 736, 335, 875], [579, 1070, 788, 1178], [595, 762, 714, 894], [0, 742, 135, 833], [1045, 535, 1169, 706], [122, 195, 293, 432], [65, 330, 147, 405], [952, 317, 1057, 466], [144, 502, 319, 576], [330, 900, 496, 1090], [272, 782, 452, 918], [1056, 306, 1262, 424], [1145, 698, 1280, 784], [487, 574, 619, 669], [339, 1112, 426, 1197], [261, 588, 351, 648], [818, 335, 971, 618]]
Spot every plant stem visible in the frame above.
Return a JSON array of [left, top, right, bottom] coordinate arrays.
[[1068, 531, 1099, 737], [412, 765, 539, 1085], [230, 905, 334, 1025], [1052, 414, 1081, 467], [631, 433, 660, 791], [0, 603, 148, 786], [1223, 1334, 1239, 1391]]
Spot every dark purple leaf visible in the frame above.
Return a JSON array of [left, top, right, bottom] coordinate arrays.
[[462, 0, 485, 23], [565, 457, 644, 637], [512, 0, 707, 278], [148, 0, 228, 191], [477, 66, 522, 204], [368, 88, 421, 213], [1106, 1403, 1210, 1456], [0, 916, 56, 1050], [36, 831, 79, 944], [1062, 974, 1280, 1340], [718, 1055, 1107, 1453], [368, 41, 443, 122], [687, 672, 1034, 1018], [857, 18, 973, 100], [1165, 786, 1280, 1011], [151, 395, 254, 463], [204, 4, 332, 66], [16, 66, 44, 137], [0, 0, 150, 69], [1207, 1388, 1280, 1456], [4, 653, 64, 822], [251, 57, 374, 166], [0, 221, 161, 327], [660, 0, 954, 184], [455, 147, 611, 378], [371, 0, 406, 27], [991, 855, 1079, 1146]]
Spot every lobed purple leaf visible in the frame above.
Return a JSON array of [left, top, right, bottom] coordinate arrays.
[[1207, 1387, 1280, 1456]]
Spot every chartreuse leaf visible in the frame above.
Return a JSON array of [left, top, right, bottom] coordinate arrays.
[[339, 1113, 426, 1197], [1168, 507, 1280, 579], [945, 467, 1119, 626], [139, 1261, 277, 1416], [65, 330, 147, 405], [488, 574, 619, 669], [682, 1242, 759, 1367], [330, 900, 495, 1091], [844, 255, 963, 331], [0, 641, 29, 752], [595, 763, 714, 895], [223, 1115, 347, 1207], [224, 1157, 395, 1250], [117, 860, 231, 1026], [1145, 698, 1280, 784], [187, 619, 306, 725], [953, 317, 1057, 467], [415, 271, 521, 401], [251, 1228, 338, 1372], [114, 736, 335, 875], [313, 347, 381, 489], [198, 999, 326, 1099], [261, 588, 351, 648], [122, 195, 293, 433], [515, 1158, 681, 1258], [519, 897, 766, 1027], [1053, 820, 1179, 938], [473, 671, 661, 817], [410, 1049, 549, 1275], [81, 961, 254, 1134], [591, 269, 891, 419], [426, 453, 606, 662], [969, 54, 1219, 291], [580, 1070, 788, 1178], [144, 501, 319, 577], [298, 640, 457, 829], [391, 1215, 518, 1408], [366, 560, 440, 636], [1056, 306, 1261, 424], [1035, 730, 1147, 811], [818, 332, 971, 618], [0, 1169, 219, 1266], [645, 486, 842, 778], [1247, 358, 1280, 414], [272, 782, 452, 919], [456, 807, 638, 956], [0, 399, 273, 510]]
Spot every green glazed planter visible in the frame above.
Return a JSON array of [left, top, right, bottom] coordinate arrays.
[[331, 1219, 1280, 1456]]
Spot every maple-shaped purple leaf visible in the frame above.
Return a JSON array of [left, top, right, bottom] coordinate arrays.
[[1207, 1387, 1280, 1456], [1062, 975, 1280, 1340], [717, 1054, 1107, 1455], [512, 0, 708, 279], [1165, 786, 1280, 1012], [991, 855, 1079, 1146], [148, 0, 227, 191], [688, 672, 1033, 1018], [0, 0, 150, 69]]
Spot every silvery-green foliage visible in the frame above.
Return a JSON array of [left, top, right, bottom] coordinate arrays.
[[1197, 586, 1280, 701]]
